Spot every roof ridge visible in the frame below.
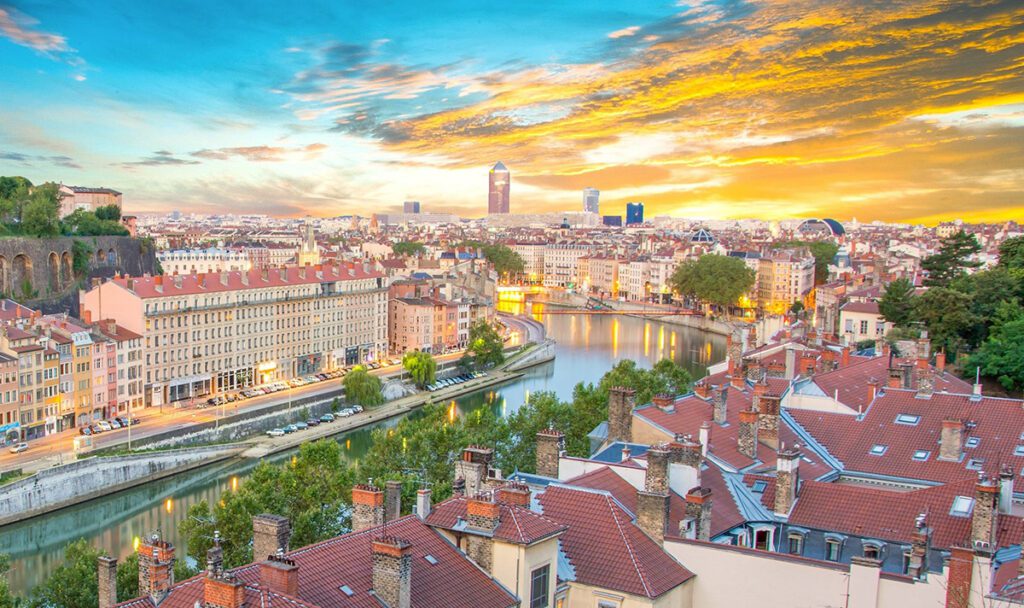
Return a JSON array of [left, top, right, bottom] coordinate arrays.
[[606, 494, 652, 598], [505, 505, 526, 542]]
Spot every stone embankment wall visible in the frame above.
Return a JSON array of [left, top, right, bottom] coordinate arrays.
[[0, 444, 243, 525]]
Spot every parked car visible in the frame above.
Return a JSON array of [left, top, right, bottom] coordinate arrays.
[[350, 405, 364, 413], [338, 408, 354, 417], [306, 418, 320, 427], [90, 424, 103, 434], [109, 419, 122, 429], [320, 413, 335, 423], [79, 426, 92, 436], [266, 428, 285, 437], [284, 424, 298, 433], [9, 443, 28, 454], [96, 421, 112, 432], [295, 422, 308, 430], [130, 417, 141, 426]]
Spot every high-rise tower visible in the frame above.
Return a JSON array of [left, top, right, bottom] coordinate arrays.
[[583, 187, 600, 214], [488, 161, 510, 214]]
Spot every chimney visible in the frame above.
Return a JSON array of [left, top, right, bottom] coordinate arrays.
[[621, 445, 632, 462], [637, 445, 670, 543], [726, 333, 741, 376], [258, 554, 299, 597], [907, 514, 931, 579], [241, 271, 249, 286], [938, 419, 963, 461], [607, 386, 636, 443], [757, 393, 781, 450], [352, 484, 385, 532], [138, 533, 175, 605], [744, 359, 763, 382], [699, 421, 711, 458], [652, 393, 675, 412], [252, 514, 291, 562], [774, 446, 801, 517], [385, 480, 402, 522], [454, 446, 495, 498], [156, 274, 165, 293], [737, 409, 758, 459], [496, 482, 530, 507], [971, 476, 999, 552], [683, 487, 713, 541], [693, 380, 710, 400], [711, 385, 728, 425], [668, 434, 703, 471], [867, 377, 880, 404], [82, 309, 93, 324], [220, 271, 229, 286], [784, 346, 797, 380], [261, 267, 269, 282], [971, 379, 983, 402], [729, 374, 745, 391], [841, 346, 851, 367], [915, 366, 935, 399], [204, 537, 245, 608], [917, 333, 931, 361], [415, 488, 432, 519], [799, 352, 816, 378], [465, 496, 499, 571], [887, 365, 902, 389], [899, 363, 913, 389], [372, 537, 412, 608], [999, 465, 1014, 515], [934, 350, 946, 372], [535, 427, 565, 478], [946, 546, 974, 608], [98, 556, 118, 608]]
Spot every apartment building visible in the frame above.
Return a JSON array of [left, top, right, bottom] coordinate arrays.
[[57, 185, 122, 218], [80, 263, 387, 406], [757, 247, 815, 314], [388, 296, 471, 355], [0, 354, 18, 441], [157, 248, 252, 275], [509, 242, 545, 282], [579, 255, 624, 297], [96, 320, 144, 414], [542, 242, 592, 288]]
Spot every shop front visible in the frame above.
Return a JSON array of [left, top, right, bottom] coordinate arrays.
[[168, 375, 213, 403]]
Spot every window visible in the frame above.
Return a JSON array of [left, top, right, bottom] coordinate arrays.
[[863, 542, 883, 560], [965, 437, 980, 448], [1015, 446, 1024, 457], [860, 320, 868, 334], [825, 540, 841, 561], [530, 565, 549, 608], [788, 534, 804, 555], [869, 444, 888, 456], [912, 450, 930, 461], [966, 458, 985, 471], [895, 414, 921, 425], [950, 496, 974, 517], [752, 480, 768, 493]]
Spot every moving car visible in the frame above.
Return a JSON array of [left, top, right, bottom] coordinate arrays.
[[8, 443, 28, 454], [266, 428, 285, 437]]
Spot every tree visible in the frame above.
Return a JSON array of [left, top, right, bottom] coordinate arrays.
[[61, 209, 129, 236], [669, 254, 755, 313], [789, 300, 805, 316], [968, 303, 1024, 392], [774, 240, 838, 284], [997, 236, 1024, 269], [115, 552, 139, 602], [343, 366, 384, 406], [458, 241, 524, 277], [392, 241, 426, 257], [921, 230, 982, 287], [0, 554, 18, 608], [28, 539, 101, 608], [913, 287, 977, 357], [951, 268, 1024, 344], [0, 176, 31, 227], [402, 350, 436, 389], [94, 205, 121, 222], [20, 184, 61, 237], [462, 321, 505, 370], [72, 239, 93, 277], [879, 278, 917, 327]]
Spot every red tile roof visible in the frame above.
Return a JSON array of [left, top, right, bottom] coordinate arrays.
[[538, 484, 694, 598], [840, 301, 881, 314], [804, 356, 972, 413], [425, 496, 566, 545]]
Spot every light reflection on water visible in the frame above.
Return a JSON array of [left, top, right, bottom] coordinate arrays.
[[0, 307, 724, 594]]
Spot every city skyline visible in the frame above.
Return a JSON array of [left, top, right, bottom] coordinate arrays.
[[0, 0, 1022, 224]]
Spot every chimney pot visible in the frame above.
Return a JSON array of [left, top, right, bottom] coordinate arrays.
[[258, 555, 299, 597], [352, 484, 385, 532]]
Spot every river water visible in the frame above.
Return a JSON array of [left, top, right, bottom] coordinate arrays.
[[0, 306, 725, 595]]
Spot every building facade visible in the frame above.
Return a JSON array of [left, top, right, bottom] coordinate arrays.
[[582, 188, 600, 214], [626, 202, 644, 226], [488, 161, 510, 215]]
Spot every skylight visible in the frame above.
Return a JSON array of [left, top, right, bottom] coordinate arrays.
[[967, 458, 985, 471], [912, 450, 930, 461], [965, 437, 980, 448], [1014, 446, 1024, 457], [339, 585, 354, 597], [870, 444, 888, 456], [895, 414, 921, 425], [950, 496, 974, 517], [752, 480, 768, 493], [424, 554, 439, 565]]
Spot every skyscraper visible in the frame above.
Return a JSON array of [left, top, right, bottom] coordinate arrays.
[[403, 201, 421, 214], [583, 187, 600, 214], [488, 161, 510, 214], [626, 202, 644, 225]]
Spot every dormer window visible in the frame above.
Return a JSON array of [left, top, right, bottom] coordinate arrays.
[[895, 414, 921, 425]]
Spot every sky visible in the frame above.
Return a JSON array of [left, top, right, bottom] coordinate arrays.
[[0, 0, 1022, 223]]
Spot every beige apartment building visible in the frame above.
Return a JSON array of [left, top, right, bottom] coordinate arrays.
[[757, 247, 816, 315], [80, 263, 387, 407]]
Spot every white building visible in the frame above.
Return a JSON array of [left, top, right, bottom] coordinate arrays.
[[157, 248, 252, 275]]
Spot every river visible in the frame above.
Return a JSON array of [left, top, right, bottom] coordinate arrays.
[[0, 306, 725, 595]]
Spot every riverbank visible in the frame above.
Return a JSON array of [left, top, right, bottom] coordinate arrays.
[[536, 292, 736, 336]]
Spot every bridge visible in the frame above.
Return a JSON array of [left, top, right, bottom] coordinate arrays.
[[525, 307, 702, 316]]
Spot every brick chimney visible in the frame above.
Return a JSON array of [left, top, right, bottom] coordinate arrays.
[[637, 445, 670, 543], [607, 386, 636, 443], [352, 484, 385, 532], [798, 352, 816, 378], [138, 533, 175, 605], [98, 556, 118, 608], [667, 434, 702, 469], [938, 419, 963, 462], [899, 362, 913, 389], [258, 554, 299, 597], [204, 538, 245, 608], [683, 487, 712, 541], [535, 427, 564, 478], [385, 480, 402, 522], [867, 377, 880, 403], [252, 514, 291, 562], [737, 409, 759, 459], [726, 333, 741, 377], [935, 350, 946, 372], [372, 537, 412, 608], [841, 346, 851, 368], [906, 514, 931, 579], [887, 364, 902, 389], [454, 446, 495, 498], [652, 393, 675, 412], [693, 380, 711, 400], [945, 546, 974, 608], [744, 358, 763, 382], [496, 482, 531, 507], [711, 385, 728, 425], [757, 393, 781, 450], [415, 488, 431, 519], [774, 446, 800, 517], [915, 366, 935, 399], [465, 496, 499, 571], [971, 476, 999, 552], [820, 349, 836, 371]]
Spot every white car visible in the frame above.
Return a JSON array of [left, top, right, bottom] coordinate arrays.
[[96, 421, 112, 432], [8, 442, 28, 454], [266, 428, 285, 437]]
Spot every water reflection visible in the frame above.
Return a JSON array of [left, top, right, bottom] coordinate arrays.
[[0, 310, 724, 594]]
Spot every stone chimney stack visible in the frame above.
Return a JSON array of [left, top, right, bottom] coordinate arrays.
[[784, 346, 797, 380], [774, 446, 801, 517], [252, 514, 291, 562], [465, 495, 500, 571], [757, 393, 781, 450], [385, 480, 402, 522], [258, 554, 299, 597], [637, 445, 670, 543], [415, 488, 432, 519], [684, 487, 713, 541], [744, 358, 763, 382], [726, 333, 742, 377], [938, 419, 964, 462], [372, 537, 412, 608], [607, 386, 636, 443], [204, 539, 245, 608], [915, 366, 935, 399], [138, 533, 175, 605], [535, 427, 565, 478], [454, 446, 495, 497], [737, 409, 759, 460], [712, 385, 728, 425], [900, 362, 914, 389], [352, 484, 385, 532], [971, 476, 999, 552], [98, 556, 118, 608], [999, 465, 1014, 515], [799, 352, 817, 378], [906, 514, 931, 579]]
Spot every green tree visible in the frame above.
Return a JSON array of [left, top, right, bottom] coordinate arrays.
[[94, 205, 122, 222], [20, 184, 61, 237], [651, 358, 693, 396], [951, 268, 1024, 344], [28, 539, 101, 608], [343, 366, 384, 406], [458, 241, 524, 277], [669, 254, 755, 313], [968, 303, 1024, 392], [921, 230, 982, 287], [402, 350, 437, 389], [61, 209, 129, 236], [774, 240, 838, 284], [72, 239, 93, 277], [997, 236, 1024, 270], [913, 287, 977, 357], [391, 241, 426, 257], [462, 320, 505, 370], [0, 176, 32, 227], [879, 278, 917, 327], [0, 554, 18, 608], [789, 300, 805, 316], [115, 553, 139, 602]]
